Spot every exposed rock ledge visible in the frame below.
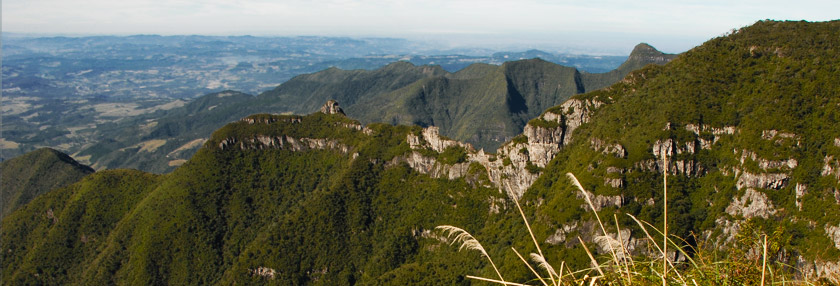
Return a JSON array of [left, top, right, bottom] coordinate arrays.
[[395, 98, 603, 199], [684, 123, 738, 149], [725, 188, 776, 219], [218, 98, 602, 199], [590, 138, 626, 158], [735, 171, 789, 190], [576, 188, 623, 212], [407, 126, 474, 153], [739, 149, 798, 170], [320, 99, 345, 115], [822, 155, 840, 182], [799, 259, 840, 285], [387, 151, 471, 181], [645, 138, 705, 176], [826, 224, 840, 250], [218, 135, 354, 157], [250, 267, 277, 279]]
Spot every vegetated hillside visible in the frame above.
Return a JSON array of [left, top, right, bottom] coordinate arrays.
[[2, 109, 507, 285], [262, 43, 675, 151], [516, 19, 840, 281], [72, 45, 672, 174], [0, 148, 94, 218], [7, 20, 839, 285]]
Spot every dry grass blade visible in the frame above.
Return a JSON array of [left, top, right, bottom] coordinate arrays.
[[567, 173, 621, 269], [504, 182, 554, 285], [466, 275, 530, 286], [761, 234, 767, 286], [615, 213, 634, 284], [512, 248, 550, 286], [578, 236, 605, 277], [594, 235, 624, 259], [625, 214, 691, 285], [558, 261, 566, 284], [662, 152, 668, 286], [436, 225, 506, 283], [630, 215, 701, 272], [529, 253, 559, 280]]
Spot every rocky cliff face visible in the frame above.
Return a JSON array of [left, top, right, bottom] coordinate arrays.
[[391, 98, 603, 199], [216, 97, 840, 281], [319, 100, 345, 115]]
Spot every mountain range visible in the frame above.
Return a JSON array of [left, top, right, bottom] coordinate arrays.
[[2, 33, 630, 163], [3, 20, 840, 284], [72, 43, 674, 173]]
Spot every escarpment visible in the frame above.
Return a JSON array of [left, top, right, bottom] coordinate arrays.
[[212, 99, 604, 200], [391, 97, 604, 199], [200, 21, 840, 281]]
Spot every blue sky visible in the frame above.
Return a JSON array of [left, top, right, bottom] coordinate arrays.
[[3, 0, 837, 54]]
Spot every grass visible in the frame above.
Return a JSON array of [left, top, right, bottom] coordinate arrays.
[[436, 155, 824, 285]]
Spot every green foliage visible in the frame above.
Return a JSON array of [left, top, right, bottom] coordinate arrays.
[[526, 117, 563, 129], [1, 169, 160, 285], [521, 19, 840, 274], [70, 50, 671, 174], [510, 134, 528, 144], [347, 55, 669, 151], [5, 20, 840, 285], [524, 162, 542, 174], [438, 146, 469, 164], [0, 148, 94, 218], [2, 111, 505, 285]]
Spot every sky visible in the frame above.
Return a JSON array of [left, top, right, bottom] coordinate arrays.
[[3, 0, 837, 54]]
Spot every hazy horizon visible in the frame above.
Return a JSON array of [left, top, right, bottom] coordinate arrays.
[[3, 0, 838, 54]]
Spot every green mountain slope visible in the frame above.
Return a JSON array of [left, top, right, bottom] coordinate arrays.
[[72, 45, 671, 174], [259, 62, 449, 113], [263, 44, 675, 150], [2, 110, 505, 284], [1, 148, 94, 218], [5, 20, 839, 285], [347, 59, 582, 149], [516, 19, 840, 281]]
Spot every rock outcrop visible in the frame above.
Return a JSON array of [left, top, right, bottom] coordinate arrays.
[[822, 155, 840, 182], [407, 127, 473, 153], [739, 149, 798, 170], [391, 98, 603, 199], [319, 100, 345, 115], [218, 135, 354, 155], [250, 267, 277, 279], [826, 224, 840, 250], [222, 100, 837, 280], [590, 138, 626, 158], [725, 188, 777, 219], [735, 171, 789, 190]]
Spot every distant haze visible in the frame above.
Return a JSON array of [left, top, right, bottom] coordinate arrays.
[[3, 0, 837, 54]]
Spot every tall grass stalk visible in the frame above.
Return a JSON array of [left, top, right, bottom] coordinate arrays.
[[567, 173, 622, 272], [578, 236, 605, 278], [506, 182, 558, 286], [761, 234, 767, 286], [614, 214, 634, 284], [662, 153, 669, 286], [512, 247, 550, 286], [435, 167, 809, 285], [436, 225, 506, 283]]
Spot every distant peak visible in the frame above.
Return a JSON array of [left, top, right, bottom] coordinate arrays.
[[630, 43, 660, 55], [627, 43, 675, 65], [320, 100, 345, 116], [383, 61, 415, 69]]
